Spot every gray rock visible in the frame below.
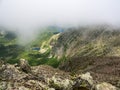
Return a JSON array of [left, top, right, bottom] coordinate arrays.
[[19, 59, 31, 73], [73, 72, 94, 90], [95, 82, 117, 90], [49, 75, 73, 90]]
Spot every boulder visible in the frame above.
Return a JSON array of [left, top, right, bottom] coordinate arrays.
[[73, 72, 94, 90], [19, 59, 31, 73], [0, 61, 119, 90], [95, 82, 117, 90], [49, 76, 73, 90], [80, 72, 94, 86]]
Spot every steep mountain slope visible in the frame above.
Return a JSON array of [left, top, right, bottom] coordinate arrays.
[[1, 25, 120, 67], [51, 25, 120, 58]]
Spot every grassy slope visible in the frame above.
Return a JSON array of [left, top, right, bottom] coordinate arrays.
[[0, 27, 61, 67]]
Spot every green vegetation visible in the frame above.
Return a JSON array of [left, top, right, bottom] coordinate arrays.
[[0, 27, 61, 67], [1, 25, 120, 68], [19, 48, 60, 68], [18, 27, 60, 67]]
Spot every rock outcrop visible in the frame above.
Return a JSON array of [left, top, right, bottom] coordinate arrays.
[[0, 59, 119, 90], [19, 58, 31, 73], [95, 82, 117, 90]]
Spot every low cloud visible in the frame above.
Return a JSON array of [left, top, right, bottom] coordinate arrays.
[[0, 0, 120, 44]]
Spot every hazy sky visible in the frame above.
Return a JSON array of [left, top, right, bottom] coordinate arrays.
[[0, 0, 120, 27], [0, 0, 120, 44]]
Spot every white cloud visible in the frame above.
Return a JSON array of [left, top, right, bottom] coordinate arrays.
[[0, 0, 120, 27], [0, 0, 120, 44]]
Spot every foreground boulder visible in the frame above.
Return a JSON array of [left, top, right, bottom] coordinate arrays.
[[0, 61, 119, 90], [95, 82, 117, 90], [19, 59, 31, 73], [49, 75, 73, 90], [72, 72, 94, 90], [48, 74, 93, 90]]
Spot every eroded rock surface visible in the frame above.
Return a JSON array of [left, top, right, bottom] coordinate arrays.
[[0, 59, 119, 90]]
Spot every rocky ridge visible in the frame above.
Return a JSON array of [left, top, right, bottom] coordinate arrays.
[[0, 59, 119, 90]]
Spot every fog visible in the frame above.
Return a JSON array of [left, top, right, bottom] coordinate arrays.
[[0, 0, 120, 44]]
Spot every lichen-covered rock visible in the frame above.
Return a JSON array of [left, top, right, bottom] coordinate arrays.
[[18, 86, 29, 90], [49, 76, 73, 90], [80, 72, 94, 86], [47, 88, 55, 90], [0, 60, 6, 72], [0, 64, 27, 81], [0, 81, 30, 90], [0, 81, 7, 90], [0, 61, 119, 90], [72, 72, 94, 90], [19, 59, 31, 73], [24, 80, 48, 90], [95, 82, 117, 90]]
